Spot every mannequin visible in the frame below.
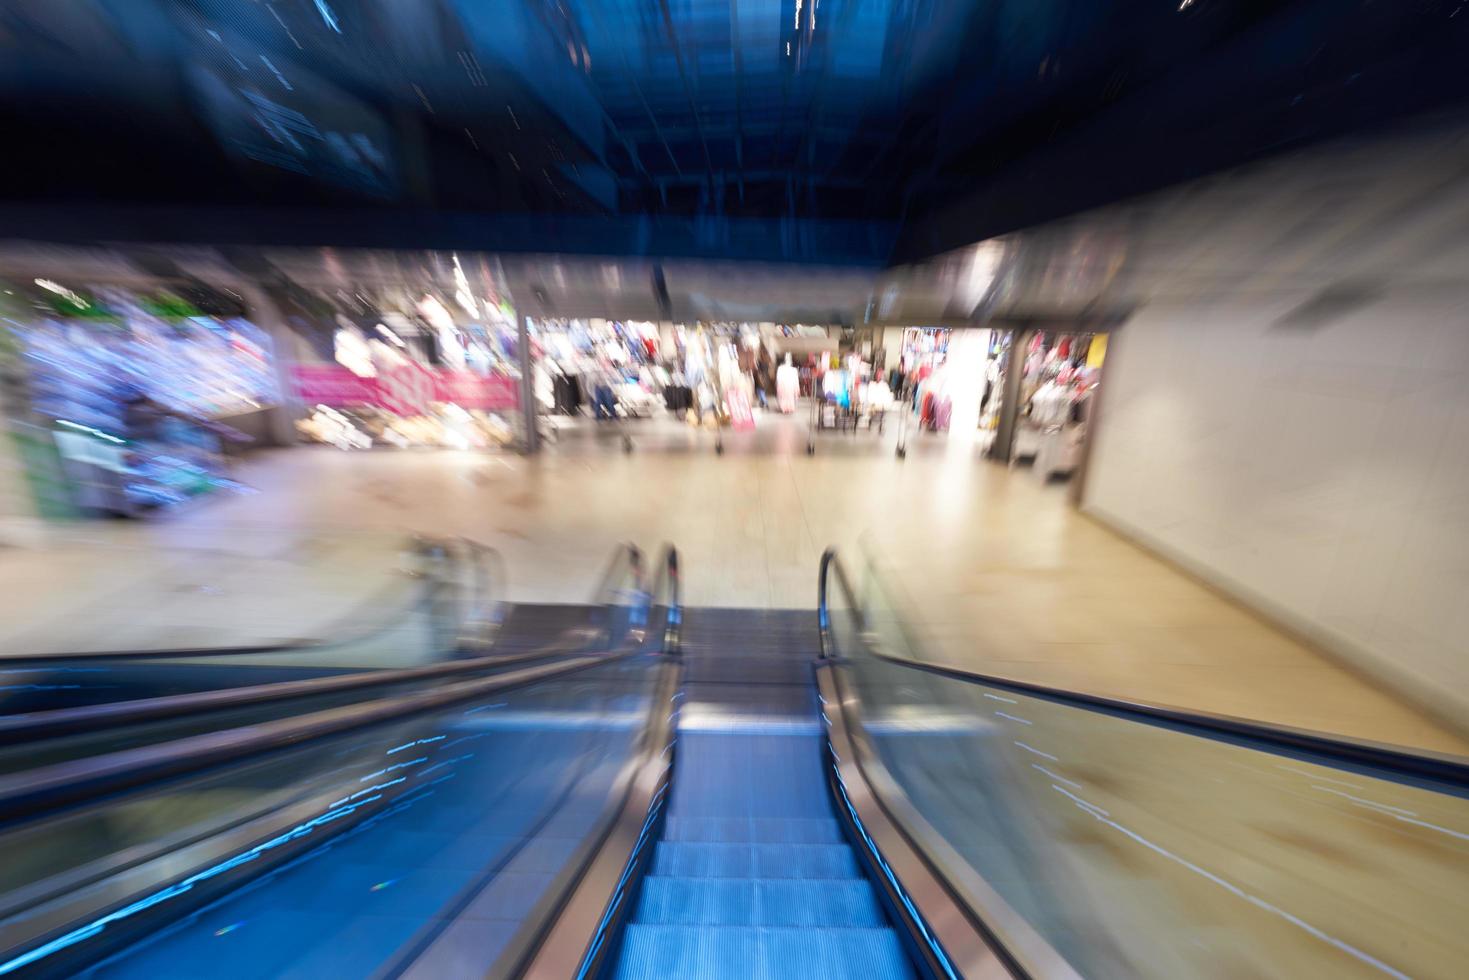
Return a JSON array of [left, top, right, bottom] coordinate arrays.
[[776, 353, 799, 414]]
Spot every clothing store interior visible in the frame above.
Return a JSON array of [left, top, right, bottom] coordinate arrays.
[[523, 316, 1106, 475]]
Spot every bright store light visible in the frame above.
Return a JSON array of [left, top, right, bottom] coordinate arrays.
[[959, 241, 1005, 311], [451, 254, 479, 319], [313, 0, 342, 33], [417, 294, 455, 334], [34, 279, 88, 308], [56, 418, 124, 444]]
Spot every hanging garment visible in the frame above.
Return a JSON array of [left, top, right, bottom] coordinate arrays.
[[934, 397, 953, 432], [552, 374, 579, 415], [776, 363, 799, 413], [593, 383, 617, 420], [726, 387, 755, 430]]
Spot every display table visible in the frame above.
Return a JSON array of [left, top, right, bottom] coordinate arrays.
[[1034, 424, 1084, 480]]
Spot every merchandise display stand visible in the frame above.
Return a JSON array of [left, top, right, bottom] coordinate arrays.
[[895, 401, 909, 459], [805, 397, 890, 456], [618, 411, 634, 453], [806, 396, 818, 455]]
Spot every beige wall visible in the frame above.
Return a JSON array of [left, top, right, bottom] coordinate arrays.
[[881, 327, 906, 366], [1083, 292, 1469, 722]]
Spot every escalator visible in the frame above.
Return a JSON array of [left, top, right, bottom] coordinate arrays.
[[0, 536, 483, 716], [0, 546, 663, 979], [0, 541, 639, 780], [2, 545, 1467, 978], [604, 609, 912, 979], [506, 548, 1469, 980]]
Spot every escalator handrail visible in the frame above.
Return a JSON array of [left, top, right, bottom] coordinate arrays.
[[0, 540, 629, 746], [490, 544, 682, 980], [593, 541, 645, 610], [0, 633, 593, 745], [0, 552, 658, 971], [0, 644, 646, 830], [814, 663, 1074, 980], [649, 543, 681, 656], [0, 534, 478, 664], [819, 553, 1080, 979], [818, 547, 1469, 786], [453, 536, 510, 651], [0, 544, 654, 826]]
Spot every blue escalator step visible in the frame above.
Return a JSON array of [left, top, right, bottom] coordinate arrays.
[[612, 925, 913, 980], [635, 877, 884, 927], [662, 816, 846, 844], [650, 842, 860, 879]]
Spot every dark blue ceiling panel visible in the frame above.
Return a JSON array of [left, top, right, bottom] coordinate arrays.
[[1, 0, 1466, 264]]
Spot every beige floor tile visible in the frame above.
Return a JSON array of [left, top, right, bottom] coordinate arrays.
[[3, 406, 1463, 754]]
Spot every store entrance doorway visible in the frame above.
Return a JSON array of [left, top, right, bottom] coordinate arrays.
[[988, 327, 1109, 489]]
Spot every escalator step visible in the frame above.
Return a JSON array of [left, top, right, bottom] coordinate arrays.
[[683, 657, 812, 685], [650, 842, 860, 879], [662, 816, 846, 844], [613, 924, 913, 980], [635, 877, 885, 927]]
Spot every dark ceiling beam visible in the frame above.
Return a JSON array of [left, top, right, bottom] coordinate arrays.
[[618, 122, 866, 141], [728, 0, 747, 204], [651, 169, 873, 189], [794, 0, 871, 217], [0, 201, 897, 265], [655, 0, 717, 190], [578, 0, 685, 179]]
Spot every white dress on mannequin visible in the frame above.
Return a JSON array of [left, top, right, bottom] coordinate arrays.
[[775, 354, 799, 414]]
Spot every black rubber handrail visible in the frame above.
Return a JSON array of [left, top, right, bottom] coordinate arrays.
[[814, 663, 1072, 980], [0, 545, 654, 976], [818, 547, 1469, 788], [593, 541, 645, 610], [0, 543, 653, 827], [650, 543, 681, 656], [0, 639, 586, 745], [0, 541, 635, 745], [307, 545, 681, 979], [498, 544, 683, 980], [0, 645, 645, 831], [0, 534, 472, 664], [456, 537, 509, 650]]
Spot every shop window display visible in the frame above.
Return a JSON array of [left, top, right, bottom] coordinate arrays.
[[532, 319, 768, 433], [1013, 331, 1105, 480], [533, 318, 665, 425], [6, 282, 279, 516], [291, 300, 522, 451]]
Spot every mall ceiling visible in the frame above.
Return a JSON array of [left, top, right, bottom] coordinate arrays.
[[1, 1, 1467, 265], [2, 112, 1463, 327]]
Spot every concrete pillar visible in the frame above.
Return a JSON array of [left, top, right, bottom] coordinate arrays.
[[992, 328, 1031, 462], [881, 327, 906, 368], [231, 280, 300, 447]]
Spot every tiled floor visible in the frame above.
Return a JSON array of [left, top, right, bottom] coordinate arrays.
[[0, 528, 419, 655], [2, 405, 1462, 753]]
